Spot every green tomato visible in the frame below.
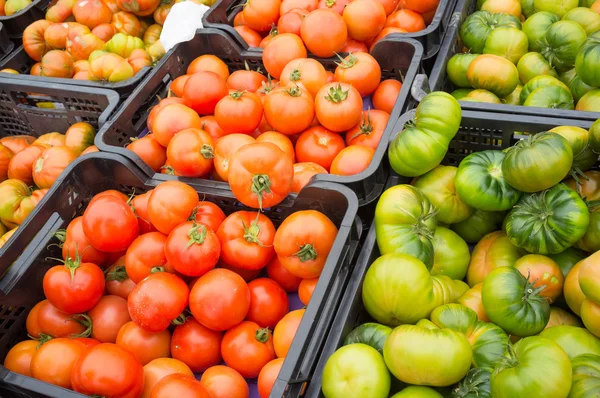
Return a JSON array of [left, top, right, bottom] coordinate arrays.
[[517, 52, 557, 84], [539, 325, 600, 359], [483, 27, 529, 65], [505, 184, 590, 254], [520, 74, 570, 104], [455, 150, 521, 211], [591, 118, 600, 153], [549, 125, 597, 175], [501, 84, 522, 105], [459, 11, 521, 53], [413, 165, 473, 224], [362, 253, 437, 326], [569, 353, 600, 398], [451, 209, 506, 244], [540, 20, 587, 72], [576, 88, 600, 111], [482, 266, 550, 336], [558, 68, 595, 102], [563, 7, 600, 35], [576, 32, 600, 88], [523, 85, 575, 109], [383, 324, 472, 387], [548, 247, 587, 277], [577, 205, 600, 252], [467, 54, 519, 98], [343, 323, 392, 355], [451, 88, 473, 100], [451, 368, 491, 398], [502, 132, 573, 193], [464, 89, 501, 104], [392, 386, 443, 398], [105, 33, 145, 58], [447, 54, 479, 88], [579, 0, 597, 6], [534, 0, 579, 17], [522, 11, 560, 53], [546, 306, 583, 328], [432, 275, 470, 308], [521, 0, 535, 17], [375, 185, 437, 267], [432, 227, 470, 280], [322, 344, 390, 398], [467, 231, 525, 287], [491, 336, 572, 397], [388, 92, 461, 177]]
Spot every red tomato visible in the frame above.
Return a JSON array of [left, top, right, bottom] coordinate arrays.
[[116, 321, 171, 365], [215, 90, 264, 135], [242, 0, 281, 32], [87, 295, 131, 343], [301, 9, 347, 57], [317, 0, 349, 14], [385, 8, 425, 32], [273, 309, 305, 357], [258, 358, 285, 398], [226, 69, 267, 92], [72, 343, 144, 398], [183, 71, 229, 115], [166, 128, 215, 177], [334, 52, 381, 97], [61, 216, 109, 269], [263, 85, 315, 136], [105, 258, 137, 299], [341, 38, 369, 53], [298, 277, 318, 305], [345, 109, 389, 149], [72, 338, 101, 348], [170, 75, 190, 97], [247, 278, 289, 328], [372, 79, 401, 114], [35, 300, 87, 338], [234, 25, 262, 47], [295, 126, 345, 171], [221, 321, 276, 378], [82, 195, 140, 252], [315, 83, 363, 132], [200, 365, 250, 398], [266, 256, 303, 292], [330, 145, 375, 175], [196, 116, 225, 142], [277, 8, 306, 35], [30, 338, 86, 389], [150, 373, 211, 398], [343, 0, 386, 41], [213, 134, 255, 182], [274, 210, 338, 278], [187, 55, 230, 80], [147, 97, 186, 133], [127, 134, 167, 173], [262, 33, 307, 79], [26, 301, 45, 338], [151, 103, 203, 147], [147, 181, 199, 235], [171, 317, 222, 372], [280, 0, 317, 13], [279, 58, 328, 99], [165, 221, 221, 277], [228, 142, 294, 209], [292, 162, 328, 192], [3, 340, 39, 377], [189, 268, 251, 331], [141, 358, 193, 398], [186, 201, 226, 234], [128, 272, 190, 332], [43, 258, 105, 314], [217, 211, 276, 270], [131, 191, 157, 234], [219, 262, 262, 281], [125, 232, 168, 283], [256, 131, 295, 162], [369, 26, 407, 52]]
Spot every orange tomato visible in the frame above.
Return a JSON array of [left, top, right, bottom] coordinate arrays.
[[200, 365, 250, 398], [334, 52, 381, 97], [166, 128, 215, 177], [227, 69, 267, 92], [151, 373, 212, 398], [564, 260, 586, 316], [402, 0, 438, 13], [369, 26, 407, 52], [116, 321, 171, 365], [266, 256, 303, 292], [151, 103, 202, 147], [273, 309, 305, 357], [314, 83, 363, 132], [30, 338, 86, 388], [280, 0, 317, 13], [295, 126, 345, 171], [301, 8, 346, 57], [280, 57, 328, 98], [385, 8, 425, 32], [213, 134, 255, 181], [262, 33, 307, 79], [258, 358, 285, 398], [234, 25, 262, 47], [345, 109, 389, 149], [215, 90, 264, 135], [187, 54, 230, 80], [292, 162, 327, 192], [372, 79, 401, 114], [277, 8, 307, 35], [127, 134, 167, 173], [242, 0, 281, 32], [456, 283, 488, 322], [298, 277, 318, 305], [141, 358, 194, 398], [256, 131, 295, 162], [263, 85, 315, 136], [330, 145, 374, 175], [183, 71, 229, 115], [199, 115, 227, 141], [343, 0, 386, 41], [341, 38, 369, 53], [514, 254, 564, 303], [3, 340, 39, 377]]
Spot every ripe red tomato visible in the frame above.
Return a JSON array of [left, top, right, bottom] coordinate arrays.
[[330, 145, 375, 175], [34, 300, 86, 338], [273, 309, 305, 357], [30, 338, 86, 389], [72, 343, 144, 398], [87, 295, 131, 343], [3, 340, 39, 377], [217, 211, 276, 270], [258, 358, 285, 398], [345, 109, 389, 149], [274, 210, 338, 278], [234, 25, 263, 47], [317, 0, 349, 14], [105, 258, 137, 299], [166, 128, 215, 177], [279, 58, 328, 98], [277, 8, 306, 35], [372, 79, 401, 114], [141, 358, 194, 398], [298, 277, 318, 305], [199, 115, 227, 141], [221, 321, 276, 378], [266, 256, 302, 292], [165, 221, 221, 277], [343, 0, 386, 40], [126, 134, 167, 173], [187, 55, 230, 80], [150, 373, 211, 398], [189, 268, 251, 331], [385, 8, 426, 32], [227, 69, 267, 92], [256, 131, 295, 162], [128, 272, 190, 332], [228, 142, 294, 209], [262, 33, 307, 79], [25, 301, 44, 339], [213, 134, 255, 182], [342, 37, 369, 53], [171, 317, 222, 372], [82, 195, 140, 252], [200, 365, 250, 398], [125, 232, 168, 284], [151, 103, 202, 147], [147, 181, 199, 235], [61, 216, 109, 267], [190, 201, 226, 232], [247, 278, 289, 328], [301, 9, 347, 57], [295, 126, 345, 171], [315, 83, 363, 132], [334, 52, 381, 97], [220, 262, 262, 281], [215, 91, 264, 135], [292, 162, 328, 192], [183, 71, 229, 115], [116, 321, 171, 365], [281, 0, 317, 13], [43, 258, 105, 314], [263, 85, 315, 136], [147, 97, 186, 133], [130, 191, 157, 234], [72, 338, 101, 348], [242, 0, 281, 32]]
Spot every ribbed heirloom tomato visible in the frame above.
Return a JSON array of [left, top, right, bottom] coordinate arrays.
[[32, 145, 77, 188], [125, 231, 168, 283], [247, 278, 289, 328], [264, 85, 315, 135], [147, 181, 198, 234], [165, 221, 221, 277], [171, 317, 222, 372], [116, 321, 171, 365], [215, 90, 264, 134], [315, 83, 363, 132], [166, 128, 215, 177], [82, 194, 139, 252], [221, 321, 276, 378], [296, 126, 345, 171], [7, 144, 46, 184]]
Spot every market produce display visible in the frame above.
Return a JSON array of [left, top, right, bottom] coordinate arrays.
[[445, 0, 600, 112], [322, 91, 600, 397], [0, 124, 98, 250], [2, 178, 340, 397]]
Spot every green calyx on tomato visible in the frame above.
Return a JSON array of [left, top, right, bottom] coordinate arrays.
[[459, 11, 521, 54], [323, 84, 349, 103], [251, 174, 272, 209], [294, 243, 317, 262], [255, 326, 270, 343], [105, 265, 128, 282], [186, 223, 208, 248], [451, 368, 491, 398]]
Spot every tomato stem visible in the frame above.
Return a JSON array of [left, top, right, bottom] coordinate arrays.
[[64, 253, 82, 285], [230, 90, 244, 100], [324, 84, 349, 103], [290, 68, 301, 82], [335, 53, 357, 69], [286, 86, 303, 97], [151, 266, 165, 274], [242, 217, 269, 247], [171, 313, 187, 326], [201, 144, 214, 159], [294, 244, 317, 262], [351, 111, 373, 141], [54, 229, 66, 244], [186, 223, 207, 248], [255, 327, 270, 343], [251, 174, 272, 210], [70, 314, 92, 338], [30, 333, 53, 348], [160, 165, 175, 175], [106, 265, 128, 282], [325, 0, 336, 7]]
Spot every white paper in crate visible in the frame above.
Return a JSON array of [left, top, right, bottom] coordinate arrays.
[[160, 2, 210, 52]]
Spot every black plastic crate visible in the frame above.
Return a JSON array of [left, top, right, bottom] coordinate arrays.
[[0, 76, 119, 138], [294, 109, 596, 397], [0, 23, 14, 63], [0, 0, 51, 39], [202, 0, 455, 64], [96, 28, 423, 207], [421, 0, 600, 122], [0, 152, 361, 398]]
